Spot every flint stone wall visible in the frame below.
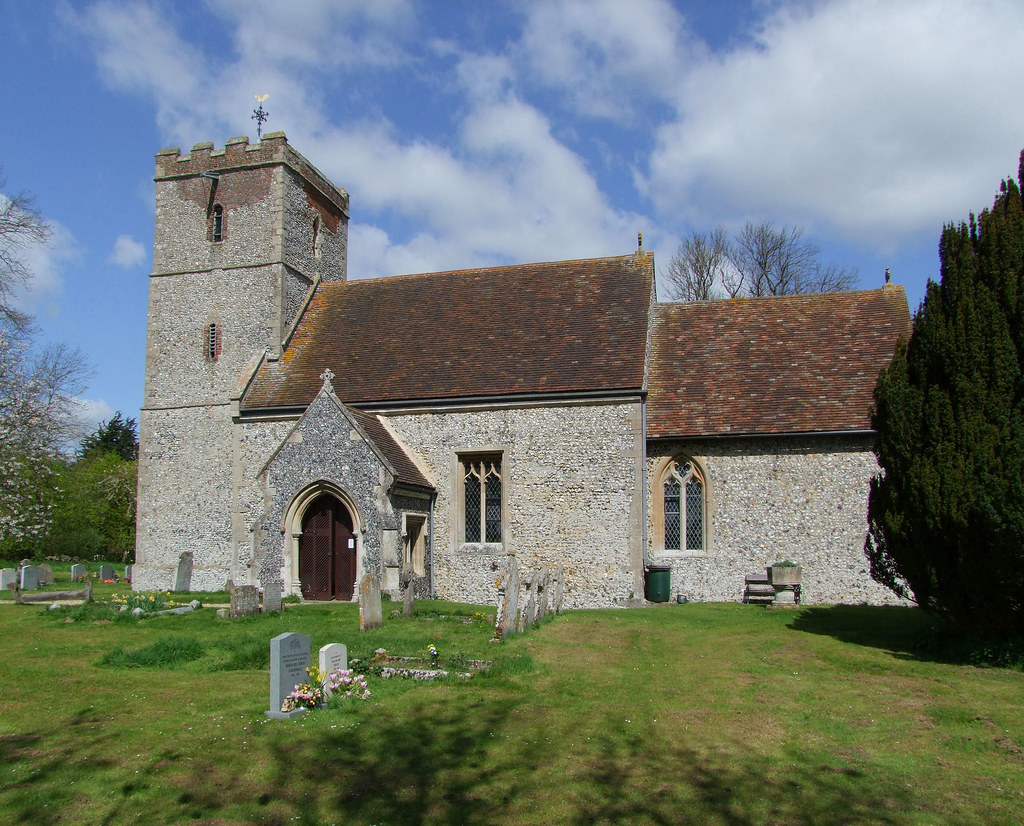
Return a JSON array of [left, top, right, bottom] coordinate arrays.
[[647, 434, 906, 605], [254, 391, 399, 596], [385, 399, 645, 609]]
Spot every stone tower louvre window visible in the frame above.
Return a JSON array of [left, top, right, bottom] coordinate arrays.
[[204, 322, 222, 362], [210, 203, 224, 242], [462, 455, 502, 544], [663, 458, 705, 551]]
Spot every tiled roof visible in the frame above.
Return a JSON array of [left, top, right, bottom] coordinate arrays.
[[646, 286, 911, 438], [345, 405, 433, 491], [242, 254, 653, 410]]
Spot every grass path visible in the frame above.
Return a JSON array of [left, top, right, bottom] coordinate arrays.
[[0, 596, 1021, 824]]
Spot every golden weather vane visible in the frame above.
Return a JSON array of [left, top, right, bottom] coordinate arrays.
[[252, 94, 270, 139]]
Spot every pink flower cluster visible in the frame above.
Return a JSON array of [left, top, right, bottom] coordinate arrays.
[[326, 668, 371, 700]]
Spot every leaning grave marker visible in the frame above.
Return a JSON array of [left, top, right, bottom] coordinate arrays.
[[175, 552, 193, 592], [266, 632, 311, 719], [1, 568, 16, 591]]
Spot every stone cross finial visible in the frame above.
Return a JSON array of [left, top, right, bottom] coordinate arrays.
[[320, 368, 335, 393]]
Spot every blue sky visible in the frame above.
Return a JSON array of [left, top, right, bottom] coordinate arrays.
[[2, 0, 1024, 432]]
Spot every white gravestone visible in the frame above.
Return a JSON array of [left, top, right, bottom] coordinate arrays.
[[319, 643, 348, 698]]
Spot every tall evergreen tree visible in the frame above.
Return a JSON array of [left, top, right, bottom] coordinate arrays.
[[79, 412, 138, 462], [867, 150, 1024, 637]]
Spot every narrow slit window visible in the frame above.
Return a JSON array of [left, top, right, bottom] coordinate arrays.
[[211, 204, 224, 242], [204, 323, 222, 362], [312, 215, 322, 259]]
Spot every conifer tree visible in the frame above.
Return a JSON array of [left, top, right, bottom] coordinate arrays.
[[866, 150, 1024, 637]]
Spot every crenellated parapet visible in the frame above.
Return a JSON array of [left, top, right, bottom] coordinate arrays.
[[155, 132, 349, 217]]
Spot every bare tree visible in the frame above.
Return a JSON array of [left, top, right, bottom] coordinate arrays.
[[663, 226, 731, 301], [0, 168, 51, 331], [662, 221, 858, 301]]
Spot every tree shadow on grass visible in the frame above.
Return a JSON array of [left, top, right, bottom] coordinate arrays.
[[786, 604, 991, 666], [249, 694, 916, 826]]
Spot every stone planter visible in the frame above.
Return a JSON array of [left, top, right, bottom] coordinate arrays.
[[769, 565, 802, 586]]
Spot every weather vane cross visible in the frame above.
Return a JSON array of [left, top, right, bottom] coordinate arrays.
[[252, 94, 270, 139]]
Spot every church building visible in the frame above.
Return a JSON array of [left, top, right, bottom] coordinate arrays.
[[133, 133, 911, 608]]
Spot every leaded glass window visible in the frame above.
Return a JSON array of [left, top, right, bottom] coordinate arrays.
[[663, 459, 705, 551], [463, 456, 502, 544]]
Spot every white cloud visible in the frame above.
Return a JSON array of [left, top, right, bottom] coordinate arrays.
[[76, 397, 117, 437], [517, 0, 694, 121], [646, 0, 1024, 244], [11, 220, 78, 320], [69, 1, 652, 278], [109, 235, 147, 269]]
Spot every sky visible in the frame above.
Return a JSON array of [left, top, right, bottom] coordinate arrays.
[[2, 0, 1024, 434]]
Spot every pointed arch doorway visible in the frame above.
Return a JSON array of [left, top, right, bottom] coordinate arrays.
[[299, 494, 357, 600]]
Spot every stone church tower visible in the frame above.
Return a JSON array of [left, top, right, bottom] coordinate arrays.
[[134, 133, 349, 591]]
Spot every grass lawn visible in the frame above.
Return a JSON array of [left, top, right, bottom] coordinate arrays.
[[0, 573, 1022, 825]]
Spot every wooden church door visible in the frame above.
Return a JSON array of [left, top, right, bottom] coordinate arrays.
[[299, 495, 356, 600]]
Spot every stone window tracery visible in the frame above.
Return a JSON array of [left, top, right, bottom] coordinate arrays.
[[662, 458, 705, 552], [461, 455, 502, 544]]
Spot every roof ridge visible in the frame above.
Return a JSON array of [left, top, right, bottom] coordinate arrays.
[[338, 252, 640, 286]]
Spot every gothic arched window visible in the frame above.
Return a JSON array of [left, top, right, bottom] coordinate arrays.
[[662, 458, 705, 552]]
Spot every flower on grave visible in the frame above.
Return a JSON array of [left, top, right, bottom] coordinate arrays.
[[325, 668, 371, 701], [285, 681, 324, 710], [427, 644, 439, 666], [281, 697, 296, 713]]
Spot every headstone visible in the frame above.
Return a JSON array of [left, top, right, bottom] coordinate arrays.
[[38, 564, 54, 586], [552, 566, 565, 613], [124, 565, 133, 583], [19, 566, 39, 591], [175, 551, 193, 592], [99, 564, 114, 581], [518, 571, 536, 632], [262, 577, 282, 613], [401, 571, 415, 617], [536, 567, 550, 622], [266, 632, 311, 719], [1, 568, 16, 591], [359, 574, 383, 631], [230, 583, 260, 618], [319, 643, 348, 697], [496, 556, 519, 637], [69, 564, 86, 582]]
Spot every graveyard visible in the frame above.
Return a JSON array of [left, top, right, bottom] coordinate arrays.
[[0, 563, 1022, 824]]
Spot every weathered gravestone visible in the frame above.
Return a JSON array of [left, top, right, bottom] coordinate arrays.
[[38, 564, 54, 586], [359, 574, 383, 631], [175, 552, 193, 592], [266, 632, 311, 719], [551, 566, 565, 614], [124, 565, 133, 583], [1, 568, 16, 591], [229, 582, 260, 618], [19, 566, 39, 591], [401, 570, 415, 617], [518, 571, 536, 631], [99, 564, 114, 581], [69, 564, 86, 582], [536, 567, 550, 622], [496, 556, 519, 638], [263, 578, 282, 613], [319, 643, 348, 698]]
